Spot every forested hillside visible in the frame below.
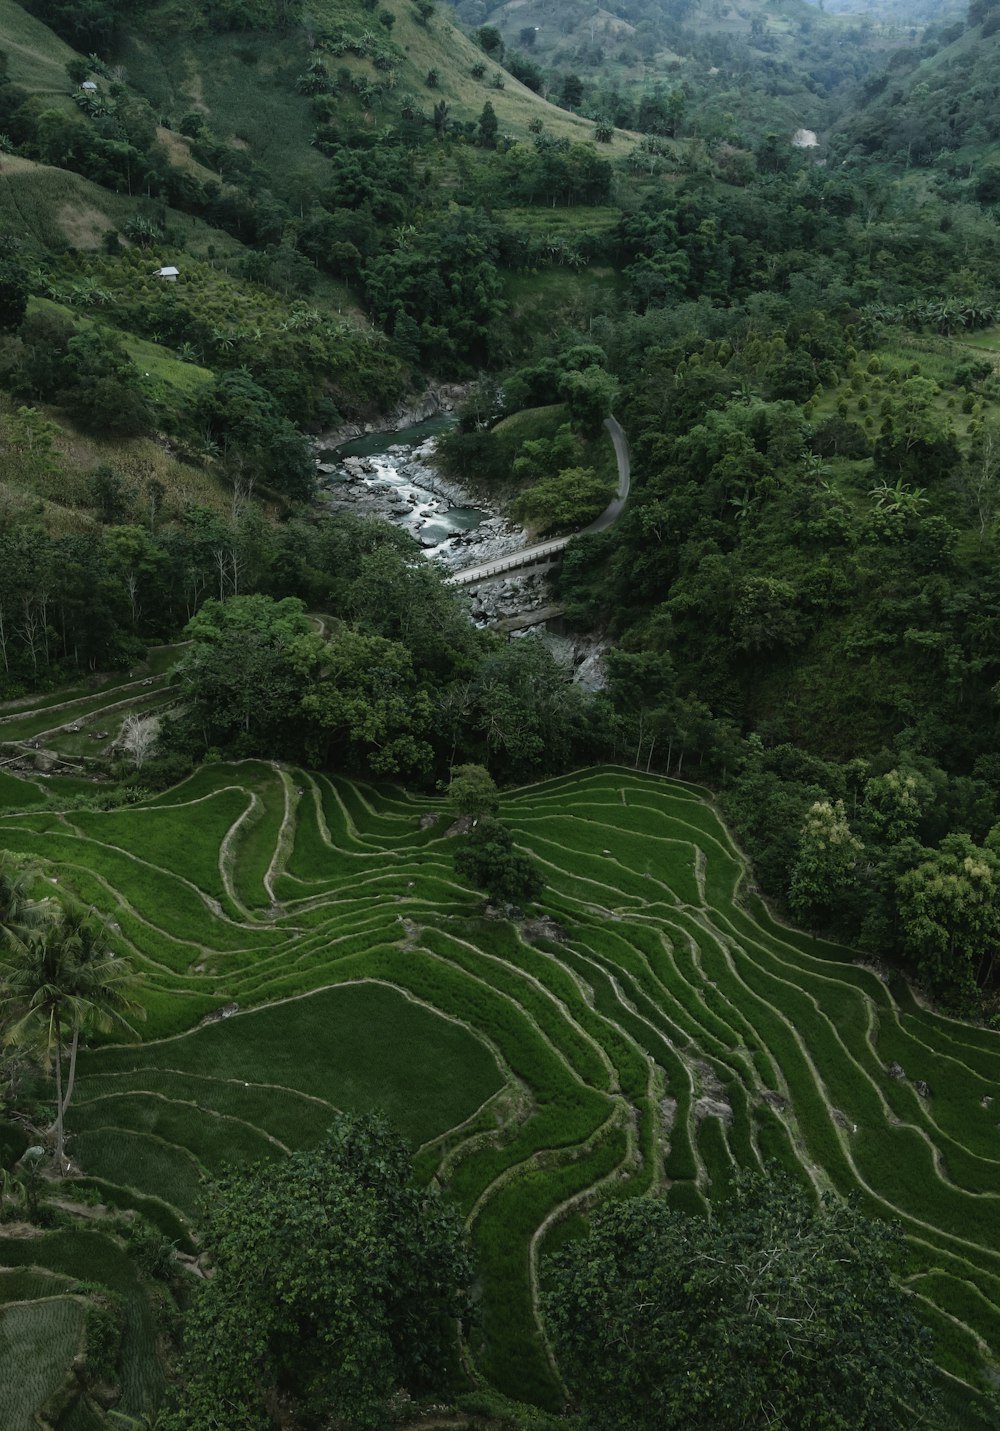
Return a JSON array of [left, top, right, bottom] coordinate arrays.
[[453, 0, 893, 142], [2, 0, 1000, 1424], [833, 0, 1000, 173]]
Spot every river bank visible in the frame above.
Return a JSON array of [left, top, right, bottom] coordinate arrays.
[[316, 383, 472, 450], [316, 430, 530, 573]]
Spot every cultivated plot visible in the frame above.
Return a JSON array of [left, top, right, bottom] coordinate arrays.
[[1, 719, 999, 1422]]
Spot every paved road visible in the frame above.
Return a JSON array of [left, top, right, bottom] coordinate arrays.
[[446, 416, 631, 588], [583, 415, 630, 532]]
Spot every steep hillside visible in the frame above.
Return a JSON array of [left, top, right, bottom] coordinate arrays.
[[116, 0, 634, 156], [453, 0, 895, 141], [0, 0, 75, 89], [832, 1, 1000, 174]]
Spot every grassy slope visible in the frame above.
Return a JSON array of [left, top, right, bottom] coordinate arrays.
[[31, 294, 215, 394], [1, 683, 999, 1423], [119, 0, 635, 170], [0, 0, 78, 91], [0, 152, 245, 259]]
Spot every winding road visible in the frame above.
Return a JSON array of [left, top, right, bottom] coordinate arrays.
[[445, 415, 630, 588]]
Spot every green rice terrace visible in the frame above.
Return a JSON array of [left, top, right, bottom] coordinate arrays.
[[2, 676, 1000, 1427]]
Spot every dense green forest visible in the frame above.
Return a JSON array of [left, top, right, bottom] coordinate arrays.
[[3, 0, 1000, 1422]]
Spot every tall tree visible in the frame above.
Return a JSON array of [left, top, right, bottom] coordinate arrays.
[[478, 100, 499, 149], [0, 252, 29, 333], [175, 595, 318, 755], [447, 763, 500, 820], [788, 799, 864, 927], [162, 1112, 472, 1431], [0, 908, 143, 1167], [896, 833, 1000, 1002], [454, 817, 543, 907], [545, 1170, 935, 1431]]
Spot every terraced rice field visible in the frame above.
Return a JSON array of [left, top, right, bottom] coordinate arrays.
[[0, 644, 182, 773], [2, 682, 1000, 1423]]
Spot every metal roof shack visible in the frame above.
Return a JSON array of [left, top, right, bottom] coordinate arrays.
[[153, 266, 180, 280]]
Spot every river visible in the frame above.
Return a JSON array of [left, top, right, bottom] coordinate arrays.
[[314, 419, 608, 686], [315, 420, 527, 572]]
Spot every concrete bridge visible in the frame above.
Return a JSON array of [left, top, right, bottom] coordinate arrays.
[[445, 415, 630, 588]]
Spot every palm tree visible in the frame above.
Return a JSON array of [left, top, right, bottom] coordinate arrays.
[[0, 908, 144, 1168], [0, 857, 49, 957]]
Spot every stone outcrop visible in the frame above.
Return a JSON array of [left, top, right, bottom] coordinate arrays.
[[314, 384, 472, 449]]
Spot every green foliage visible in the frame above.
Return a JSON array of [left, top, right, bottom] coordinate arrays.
[[81, 1289, 125, 1387], [0, 252, 28, 333], [512, 465, 612, 536], [789, 799, 864, 927], [366, 209, 507, 371], [478, 99, 498, 148], [298, 625, 434, 776], [447, 763, 500, 819], [161, 1112, 472, 1430], [6, 312, 153, 438], [896, 834, 1000, 1004], [0, 901, 145, 1166], [545, 1170, 935, 1430], [200, 370, 315, 500], [454, 816, 543, 907], [174, 595, 315, 756], [476, 24, 504, 56]]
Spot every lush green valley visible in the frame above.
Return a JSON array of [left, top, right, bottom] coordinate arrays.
[[2, 0, 1000, 1424]]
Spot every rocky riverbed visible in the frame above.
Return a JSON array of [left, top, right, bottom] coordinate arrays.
[[317, 383, 472, 450], [315, 428, 608, 688], [317, 435, 529, 573]]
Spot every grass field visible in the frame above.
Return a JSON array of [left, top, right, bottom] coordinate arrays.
[[2, 671, 1000, 1423], [0, 1295, 88, 1430], [0, 0, 77, 93]]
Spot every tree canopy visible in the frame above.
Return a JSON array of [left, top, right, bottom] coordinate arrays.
[[162, 1111, 473, 1431], [544, 1170, 935, 1431], [454, 816, 543, 907]]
